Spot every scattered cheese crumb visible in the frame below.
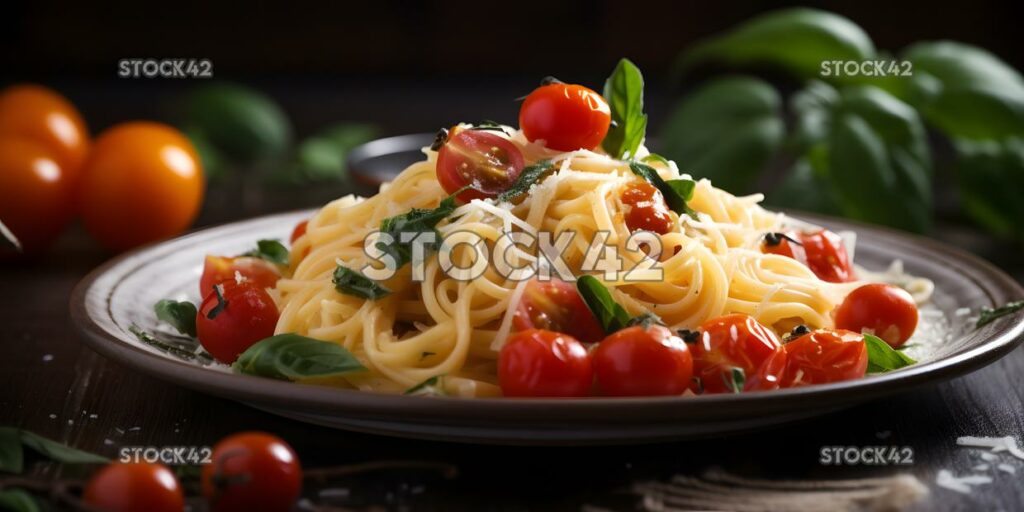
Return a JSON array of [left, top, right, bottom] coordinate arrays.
[[980, 452, 998, 462], [935, 470, 992, 494], [971, 464, 989, 472], [957, 436, 1024, 460], [42, 354, 53, 362], [48, 414, 56, 419], [997, 464, 1016, 474]]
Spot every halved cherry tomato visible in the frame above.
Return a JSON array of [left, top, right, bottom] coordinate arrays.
[[83, 462, 184, 512], [436, 128, 525, 203], [0, 84, 90, 175], [691, 314, 785, 394], [513, 277, 605, 344], [196, 281, 279, 363], [834, 283, 918, 348], [620, 180, 673, 235], [519, 82, 611, 151], [762, 230, 854, 283], [782, 329, 868, 386], [593, 324, 692, 396], [199, 255, 281, 297], [290, 219, 309, 244], [0, 137, 75, 253], [498, 329, 593, 397], [202, 432, 302, 512], [79, 122, 204, 252]]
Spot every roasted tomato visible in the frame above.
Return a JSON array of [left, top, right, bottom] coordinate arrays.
[[834, 283, 918, 348], [202, 432, 302, 512], [83, 462, 185, 512], [620, 181, 673, 235], [498, 329, 593, 397], [762, 230, 854, 283], [199, 255, 282, 297], [519, 82, 611, 151], [690, 314, 786, 394], [593, 324, 693, 396], [435, 128, 525, 203], [513, 277, 605, 344], [782, 329, 868, 386], [196, 281, 279, 363]]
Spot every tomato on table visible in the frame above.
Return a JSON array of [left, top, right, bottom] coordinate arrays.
[[834, 283, 918, 348], [762, 229, 854, 283], [196, 281, 279, 363], [519, 82, 611, 151], [782, 329, 868, 386], [691, 314, 786, 394], [83, 462, 184, 512], [435, 128, 525, 203], [78, 121, 204, 252], [513, 277, 605, 344], [593, 324, 693, 396], [0, 137, 75, 253], [620, 180, 673, 235], [0, 84, 90, 174], [498, 329, 593, 397], [199, 255, 282, 297], [202, 432, 302, 512]]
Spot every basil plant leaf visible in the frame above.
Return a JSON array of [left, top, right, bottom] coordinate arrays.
[[602, 58, 648, 159], [954, 138, 1024, 242], [234, 333, 367, 381], [0, 427, 24, 473]]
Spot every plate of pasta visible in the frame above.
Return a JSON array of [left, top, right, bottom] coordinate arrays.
[[71, 61, 1024, 444]]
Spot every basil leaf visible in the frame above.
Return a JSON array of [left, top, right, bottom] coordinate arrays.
[[640, 153, 671, 166], [233, 333, 367, 381], [628, 162, 697, 218], [576, 275, 631, 334], [0, 219, 21, 252], [602, 58, 648, 159], [660, 76, 784, 195], [17, 430, 108, 465], [674, 8, 875, 82], [497, 160, 554, 202], [976, 300, 1024, 328], [377, 192, 461, 268], [724, 367, 746, 394], [0, 489, 40, 512], [405, 375, 447, 396], [243, 239, 289, 266], [865, 334, 916, 373], [128, 325, 214, 364], [154, 300, 198, 337], [333, 265, 391, 300], [0, 427, 23, 473], [954, 138, 1024, 242]]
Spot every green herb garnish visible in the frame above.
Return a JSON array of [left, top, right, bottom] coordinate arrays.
[[626, 312, 665, 330], [243, 239, 290, 266], [377, 191, 463, 268], [576, 275, 632, 334], [640, 153, 671, 166], [865, 333, 916, 373], [128, 325, 213, 363], [629, 161, 697, 218], [233, 333, 367, 381], [602, 58, 648, 159], [724, 367, 746, 393], [332, 265, 391, 300], [497, 160, 555, 202], [404, 375, 447, 396], [154, 299, 198, 337], [976, 300, 1024, 328]]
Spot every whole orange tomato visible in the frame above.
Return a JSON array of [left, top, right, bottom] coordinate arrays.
[[79, 122, 205, 251], [0, 84, 90, 176], [0, 137, 75, 253]]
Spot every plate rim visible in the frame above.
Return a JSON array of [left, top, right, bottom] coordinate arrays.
[[70, 209, 1024, 423]]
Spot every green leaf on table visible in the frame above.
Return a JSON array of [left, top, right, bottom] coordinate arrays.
[[405, 375, 447, 397], [628, 162, 697, 218], [865, 334, 916, 373], [242, 239, 290, 266], [332, 265, 391, 300], [497, 160, 555, 202], [660, 76, 785, 195], [128, 325, 214, 363], [576, 276, 632, 334], [233, 333, 367, 381], [954, 138, 1024, 241], [0, 427, 23, 473], [602, 58, 648, 159], [154, 300, 197, 337], [0, 219, 22, 253], [673, 7, 875, 82], [184, 82, 293, 164], [18, 431, 108, 465], [0, 489, 40, 512], [976, 300, 1024, 328]]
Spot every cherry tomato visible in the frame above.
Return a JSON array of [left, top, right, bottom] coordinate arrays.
[[762, 230, 854, 283], [498, 329, 593, 397], [79, 122, 204, 252], [691, 314, 785, 394], [513, 278, 605, 344], [620, 181, 673, 235], [0, 84, 90, 174], [782, 329, 868, 386], [199, 255, 281, 297], [202, 432, 302, 512], [83, 462, 184, 512], [834, 283, 918, 348], [519, 82, 611, 152], [196, 281, 279, 363], [593, 324, 693, 396], [290, 219, 309, 244], [435, 128, 525, 203], [0, 137, 75, 253]]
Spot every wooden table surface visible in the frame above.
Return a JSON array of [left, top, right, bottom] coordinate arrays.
[[3, 83, 1024, 511]]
